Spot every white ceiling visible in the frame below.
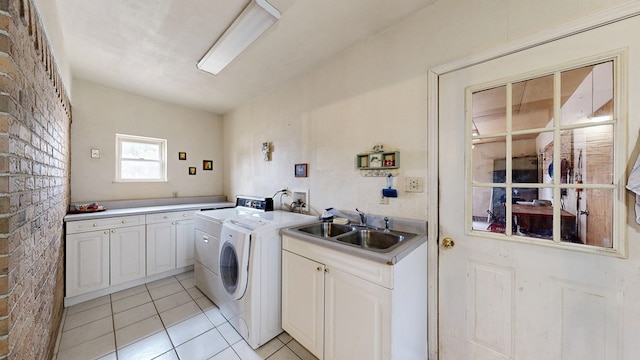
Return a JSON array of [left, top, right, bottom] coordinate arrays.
[[54, 0, 437, 114]]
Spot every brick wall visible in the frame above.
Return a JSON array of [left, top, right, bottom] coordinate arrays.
[[0, 0, 71, 359]]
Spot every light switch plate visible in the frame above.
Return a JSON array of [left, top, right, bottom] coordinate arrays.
[[91, 148, 100, 159]]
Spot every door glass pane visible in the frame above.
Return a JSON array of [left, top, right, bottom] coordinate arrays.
[[472, 85, 506, 135], [472, 138, 506, 183], [560, 61, 613, 126], [512, 75, 554, 131], [560, 188, 613, 247], [472, 186, 506, 235], [512, 192, 554, 240], [563, 125, 613, 185]]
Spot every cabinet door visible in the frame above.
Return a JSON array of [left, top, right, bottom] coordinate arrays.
[[282, 250, 325, 359], [176, 219, 195, 268], [146, 222, 177, 276], [110, 225, 146, 286], [66, 230, 110, 297], [324, 267, 392, 360]]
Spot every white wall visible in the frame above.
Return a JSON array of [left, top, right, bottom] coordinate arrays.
[[33, 0, 72, 95], [70, 79, 223, 202], [223, 0, 633, 220]]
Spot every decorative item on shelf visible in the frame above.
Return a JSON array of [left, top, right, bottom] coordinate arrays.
[[179, 152, 187, 160], [369, 153, 382, 168], [203, 160, 213, 170], [262, 142, 272, 161], [189, 167, 196, 175], [373, 144, 384, 152], [295, 163, 308, 177]]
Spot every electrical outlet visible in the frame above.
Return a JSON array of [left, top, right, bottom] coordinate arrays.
[[406, 176, 424, 192]]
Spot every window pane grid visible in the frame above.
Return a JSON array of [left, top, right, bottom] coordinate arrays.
[[469, 59, 617, 251], [116, 134, 167, 182]]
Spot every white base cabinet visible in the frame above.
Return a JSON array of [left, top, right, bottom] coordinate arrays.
[[66, 215, 146, 297], [146, 221, 177, 276], [65, 210, 198, 305], [176, 219, 195, 267], [282, 234, 428, 360], [146, 210, 196, 275], [110, 225, 146, 286], [66, 231, 110, 297]]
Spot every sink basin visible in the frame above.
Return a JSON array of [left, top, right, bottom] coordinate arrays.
[[336, 229, 406, 250], [297, 223, 354, 237]]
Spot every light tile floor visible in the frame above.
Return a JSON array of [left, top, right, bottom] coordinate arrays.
[[54, 271, 318, 360]]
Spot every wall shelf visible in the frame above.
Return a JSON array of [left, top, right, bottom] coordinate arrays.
[[355, 150, 400, 176], [356, 151, 399, 170]]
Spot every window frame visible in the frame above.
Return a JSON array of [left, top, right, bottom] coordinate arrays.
[[115, 133, 168, 183], [465, 52, 627, 257]]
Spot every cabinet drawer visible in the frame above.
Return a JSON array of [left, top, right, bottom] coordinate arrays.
[[146, 210, 196, 224], [66, 215, 146, 234]]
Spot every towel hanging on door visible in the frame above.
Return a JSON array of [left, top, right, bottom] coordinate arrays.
[[626, 153, 640, 224]]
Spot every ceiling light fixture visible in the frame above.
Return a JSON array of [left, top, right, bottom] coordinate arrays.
[[197, 0, 281, 75]]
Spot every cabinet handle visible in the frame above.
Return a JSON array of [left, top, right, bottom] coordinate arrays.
[[164, 216, 168, 219], [183, 214, 187, 217], [324, 268, 329, 273], [93, 223, 98, 227], [203, 236, 209, 243], [121, 220, 127, 224], [111, 229, 116, 233], [104, 230, 109, 234], [317, 266, 322, 271]]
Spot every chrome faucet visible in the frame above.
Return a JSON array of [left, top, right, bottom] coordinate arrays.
[[290, 200, 305, 213], [356, 208, 366, 226]]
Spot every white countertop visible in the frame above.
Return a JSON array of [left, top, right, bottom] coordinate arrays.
[[64, 202, 235, 222]]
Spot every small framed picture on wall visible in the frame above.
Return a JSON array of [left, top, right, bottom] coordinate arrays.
[[295, 163, 308, 177], [203, 160, 213, 170], [188, 167, 196, 175], [179, 152, 187, 160]]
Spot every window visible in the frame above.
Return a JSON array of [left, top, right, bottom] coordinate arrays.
[[115, 134, 167, 182], [469, 58, 623, 254]]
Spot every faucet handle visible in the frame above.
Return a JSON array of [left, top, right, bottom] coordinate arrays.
[[383, 217, 390, 232]]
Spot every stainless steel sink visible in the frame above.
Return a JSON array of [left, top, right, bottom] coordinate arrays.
[[336, 229, 405, 250], [293, 222, 416, 253], [297, 222, 354, 237]]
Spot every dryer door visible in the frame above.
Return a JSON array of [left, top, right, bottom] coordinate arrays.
[[219, 221, 251, 300]]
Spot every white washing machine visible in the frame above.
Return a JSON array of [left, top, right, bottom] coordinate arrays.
[[194, 196, 275, 305], [217, 210, 316, 349]]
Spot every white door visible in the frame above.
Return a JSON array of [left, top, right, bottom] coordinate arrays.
[[110, 225, 146, 285], [176, 219, 195, 268], [281, 250, 324, 359], [146, 222, 177, 275], [324, 266, 391, 360], [66, 230, 110, 297], [438, 16, 640, 359]]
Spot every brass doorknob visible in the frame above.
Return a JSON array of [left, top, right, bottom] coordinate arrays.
[[441, 237, 455, 249]]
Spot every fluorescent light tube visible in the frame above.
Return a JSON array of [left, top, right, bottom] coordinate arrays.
[[197, 0, 280, 75]]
